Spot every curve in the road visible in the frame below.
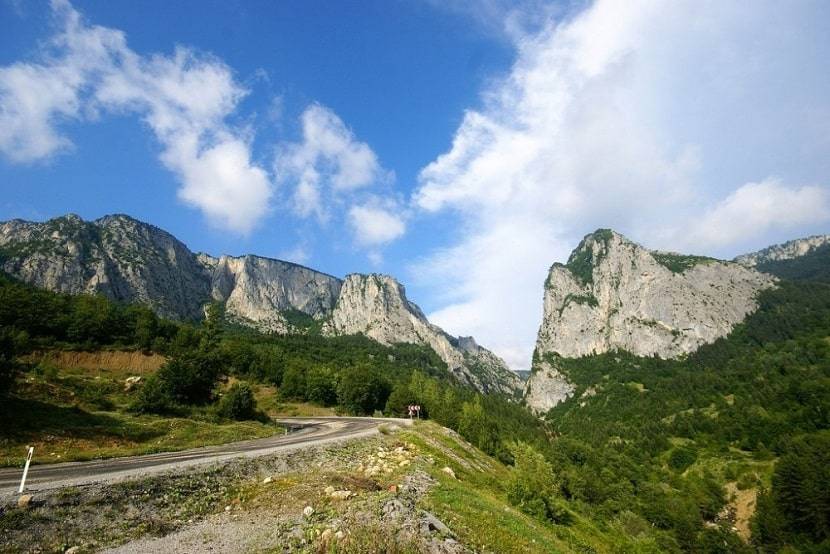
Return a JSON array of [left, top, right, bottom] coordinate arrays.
[[0, 417, 406, 498]]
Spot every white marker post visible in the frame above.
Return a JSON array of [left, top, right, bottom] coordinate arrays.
[[18, 446, 33, 494]]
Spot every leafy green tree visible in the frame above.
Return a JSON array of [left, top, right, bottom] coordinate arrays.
[[216, 382, 257, 420], [305, 366, 337, 406], [280, 362, 308, 400], [336, 364, 391, 415], [506, 442, 570, 524], [131, 374, 176, 414], [155, 350, 221, 405]]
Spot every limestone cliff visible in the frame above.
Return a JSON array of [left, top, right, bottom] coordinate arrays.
[[526, 229, 775, 413], [0, 214, 209, 320], [199, 253, 342, 332], [734, 234, 830, 267], [324, 274, 522, 395]]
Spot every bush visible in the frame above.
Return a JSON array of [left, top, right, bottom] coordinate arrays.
[[668, 446, 697, 472], [131, 374, 176, 414], [279, 363, 308, 400], [216, 382, 257, 421]]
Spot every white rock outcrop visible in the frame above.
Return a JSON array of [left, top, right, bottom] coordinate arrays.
[[526, 229, 775, 413], [734, 234, 830, 267], [324, 274, 522, 395]]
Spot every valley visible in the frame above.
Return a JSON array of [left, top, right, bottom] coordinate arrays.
[[1, 215, 829, 552]]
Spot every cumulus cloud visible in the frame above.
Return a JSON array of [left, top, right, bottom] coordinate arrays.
[[0, 0, 271, 234], [348, 202, 406, 247], [681, 180, 830, 250], [413, 0, 830, 368], [276, 104, 389, 220]]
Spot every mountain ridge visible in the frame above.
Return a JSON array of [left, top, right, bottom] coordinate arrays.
[[0, 213, 520, 395]]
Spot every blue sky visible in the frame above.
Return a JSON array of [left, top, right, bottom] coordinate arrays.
[[2, 0, 829, 368]]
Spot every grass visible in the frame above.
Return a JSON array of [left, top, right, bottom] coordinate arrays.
[[0, 356, 285, 466]]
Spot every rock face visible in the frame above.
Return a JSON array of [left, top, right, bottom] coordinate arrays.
[[734, 234, 830, 267], [0, 213, 518, 395], [200, 253, 342, 332], [0, 214, 210, 320], [324, 274, 522, 395], [526, 229, 775, 413]]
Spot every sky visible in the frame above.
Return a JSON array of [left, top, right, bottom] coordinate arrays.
[[1, 0, 829, 369]]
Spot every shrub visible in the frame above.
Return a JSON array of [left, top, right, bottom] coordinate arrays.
[[131, 374, 176, 414], [156, 351, 220, 405], [668, 446, 697, 472], [216, 382, 257, 420]]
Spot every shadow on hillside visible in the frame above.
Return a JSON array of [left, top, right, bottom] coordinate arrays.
[[0, 396, 164, 444]]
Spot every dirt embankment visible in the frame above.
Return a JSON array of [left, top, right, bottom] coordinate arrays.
[[23, 350, 166, 374]]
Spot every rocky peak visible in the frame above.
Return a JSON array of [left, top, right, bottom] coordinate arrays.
[[203, 254, 342, 332], [325, 274, 522, 395], [735, 234, 830, 267], [526, 229, 776, 412]]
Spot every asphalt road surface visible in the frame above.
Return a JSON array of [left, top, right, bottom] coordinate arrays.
[[0, 417, 404, 498]]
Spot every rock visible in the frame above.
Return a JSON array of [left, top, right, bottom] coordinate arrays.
[[735, 234, 830, 267], [383, 499, 405, 519], [224, 505, 231, 512], [334, 530, 345, 541], [329, 490, 352, 500], [527, 229, 776, 412], [303, 506, 314, 518], [398, 460, 410, 467], [420, 511, 453, 536], [124, 376, 142, 392], [441, 467, 456, 480], [322, 273, 522, 395], [262, 476, 272, 484], [64, 548, 81, 554], [324, 485, 335, 495], [17, 495, 33, 509]]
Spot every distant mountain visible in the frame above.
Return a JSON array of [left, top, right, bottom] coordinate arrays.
[[0, 214, 520, 395], [525, 229, 775, 413], [735, 234, 830, 283]]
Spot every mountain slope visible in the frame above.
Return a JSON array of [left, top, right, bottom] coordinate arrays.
[[324, 274, 522, 395], [735, 235, 830, 283], [0, 214, 517, 394], [734, 234, 830, 267], [526, 229, 775, 412]]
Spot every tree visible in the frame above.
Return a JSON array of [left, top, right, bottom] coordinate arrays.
[[337, 365, 391, 415], [506, 441, 570, 524], [280, 362, 308, 400], [306, 366, 338, 406], [156, 350, 221, 405], [216, 382, 257, 420]]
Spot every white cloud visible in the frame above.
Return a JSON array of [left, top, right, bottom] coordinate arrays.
[[276, 104, 388, 220], [0, 0, 272, 234], [413, 0, 830, 369], [348, 203, 406, 247], [681, 179, 830, 250]]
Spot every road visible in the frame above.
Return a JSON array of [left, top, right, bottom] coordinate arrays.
[[0, 417, 405, 498]]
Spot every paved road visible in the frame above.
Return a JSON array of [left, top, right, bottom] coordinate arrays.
[[0, 417, 405, 498]]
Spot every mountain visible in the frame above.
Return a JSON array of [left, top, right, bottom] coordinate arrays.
[[525, 229, 775, 413], [734, 234, 830, 267], [323, 274, 521, 394], [735, 234, 830, 283], [0, 213, 518, 395]]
